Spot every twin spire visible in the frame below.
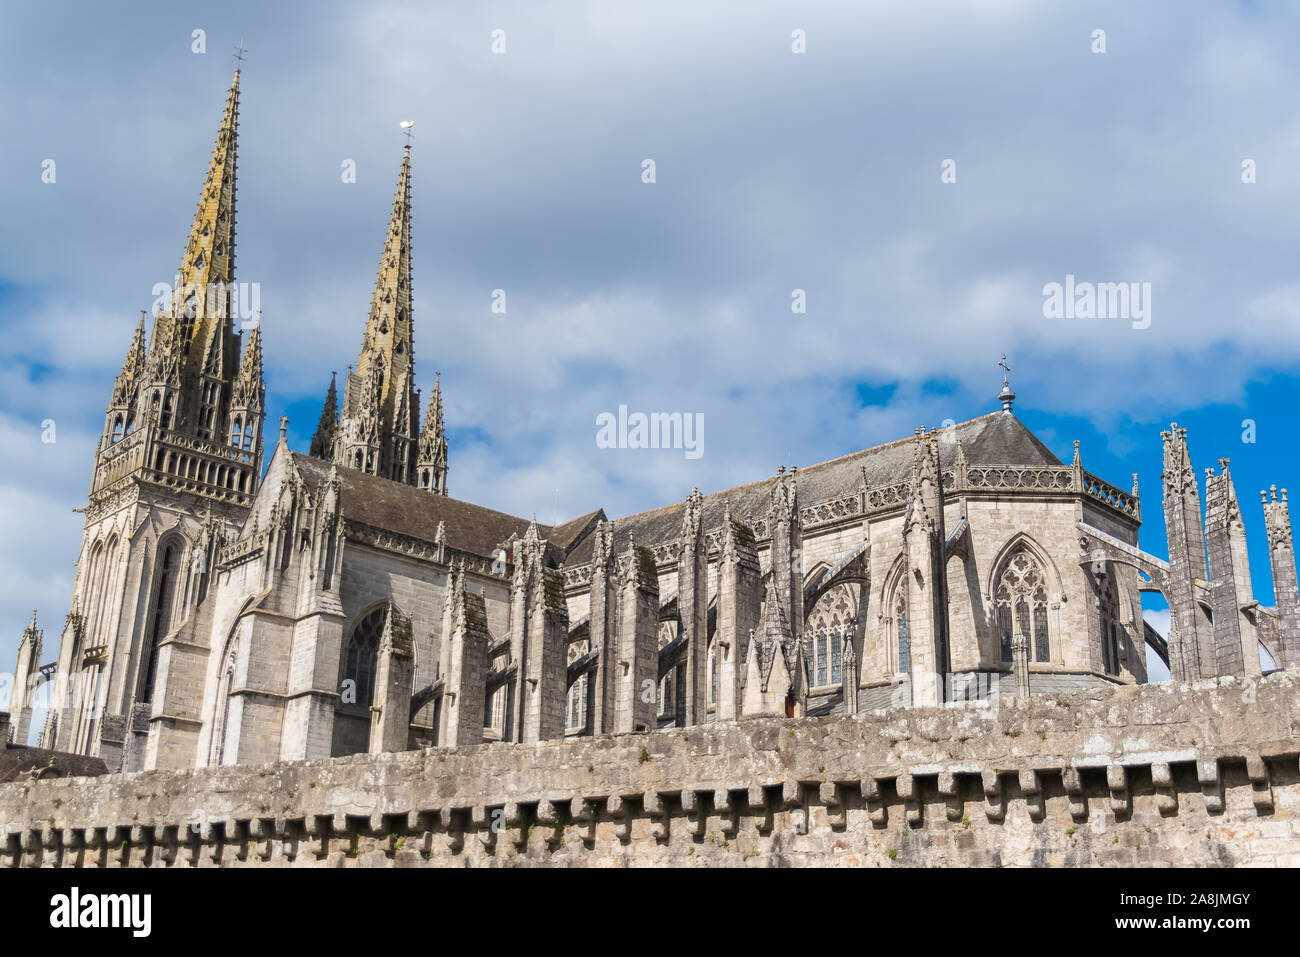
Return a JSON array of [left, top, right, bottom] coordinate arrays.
[[310, 143, 448, 492], [113, 67, 446, 493]]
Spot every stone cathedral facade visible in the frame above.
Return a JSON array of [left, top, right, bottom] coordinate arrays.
[[9, 71, 1300, 776]]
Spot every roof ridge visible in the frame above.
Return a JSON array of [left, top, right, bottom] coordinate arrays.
[[600, 411, 1001, 524], [289, 450, 553, 532]]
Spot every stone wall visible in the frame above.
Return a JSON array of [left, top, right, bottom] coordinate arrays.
[[0, 744, 108, 785], [2, 673, 1298, 867]]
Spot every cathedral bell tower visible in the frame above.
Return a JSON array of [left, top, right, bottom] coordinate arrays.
[[45, 68, 266, 770]]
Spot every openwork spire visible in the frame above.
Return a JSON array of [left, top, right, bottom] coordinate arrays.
[[336, 147, 420, 483], [355, 147, 414, 412], [173, 68, 240, 322]]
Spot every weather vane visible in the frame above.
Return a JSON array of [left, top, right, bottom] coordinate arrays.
[[400, 120, 415, 146], [997, 353, 1011, 382]]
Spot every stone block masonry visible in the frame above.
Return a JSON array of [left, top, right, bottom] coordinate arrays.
[[2, 672, 1298, 867]]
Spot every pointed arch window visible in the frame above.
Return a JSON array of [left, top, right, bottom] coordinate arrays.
[[484, 681, 506, 734], [345, 607, 385, 709], [709, 640, 718, 704], [804, 582, 856, 689], [658, 668, 674, 718], [214, 634, 239, 765], [895, 589, 910, 674], [994, 546, 1051, 664], [566, 673, 589, 732], [111, 417, 124, 444], [141, 541, 181, 702]]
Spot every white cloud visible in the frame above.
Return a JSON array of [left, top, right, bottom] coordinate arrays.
[[6, 0, 1300, 669]]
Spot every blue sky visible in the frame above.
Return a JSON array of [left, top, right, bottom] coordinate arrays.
[[3, 0, 1300, 682]]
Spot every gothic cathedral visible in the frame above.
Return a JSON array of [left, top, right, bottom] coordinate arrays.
[[11, 71, 1300, 775]]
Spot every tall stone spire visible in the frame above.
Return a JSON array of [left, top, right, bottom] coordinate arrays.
[[310, 372, 339, 460], [335, 147, 420, 483], [417, 371, 448, 494], [131, 67, 246, 446], [170, 68, 241, 345], [57, 68, 264, 771]]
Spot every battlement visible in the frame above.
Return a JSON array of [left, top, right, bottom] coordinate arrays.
[[3, 672, 1297, 867]]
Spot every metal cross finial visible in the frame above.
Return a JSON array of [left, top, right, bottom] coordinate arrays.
[[997, 354, 1016, 413], [234, 38, 248, 70], [400, 120, 415, 147]]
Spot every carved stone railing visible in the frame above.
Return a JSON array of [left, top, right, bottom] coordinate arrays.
[[157, 428, 253, 466], [861, 479, 913, 514], [81, 644, 108, 668], [563, 565, 594, 588], [801, 494, 861, 529], [965, 465, 1073, 492], [1080, 470, 1141, 520], [344, 520, 505, 579], [91, 429, 148, 494], [217, 529, 271, 570], [143, 467, 252, 508], [91, 426, 258, 509]]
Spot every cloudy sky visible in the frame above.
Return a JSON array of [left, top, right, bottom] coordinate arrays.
[[4, 0, 1300, 681]]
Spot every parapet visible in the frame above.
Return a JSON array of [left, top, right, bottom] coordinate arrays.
[[2, 672, 1298, 867]]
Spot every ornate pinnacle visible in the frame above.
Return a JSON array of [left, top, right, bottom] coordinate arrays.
[[310, 373, 339, 460], [231, 323, 264, 409], [680, 487, 704, 540]]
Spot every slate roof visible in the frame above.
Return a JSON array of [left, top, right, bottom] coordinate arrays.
[[565, 412, 1061, 565], [290, 452, 551, 560], [277, 412, 1061, 569]]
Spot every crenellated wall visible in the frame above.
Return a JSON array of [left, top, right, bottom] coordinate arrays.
[[2, 672, 1298, 867]]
